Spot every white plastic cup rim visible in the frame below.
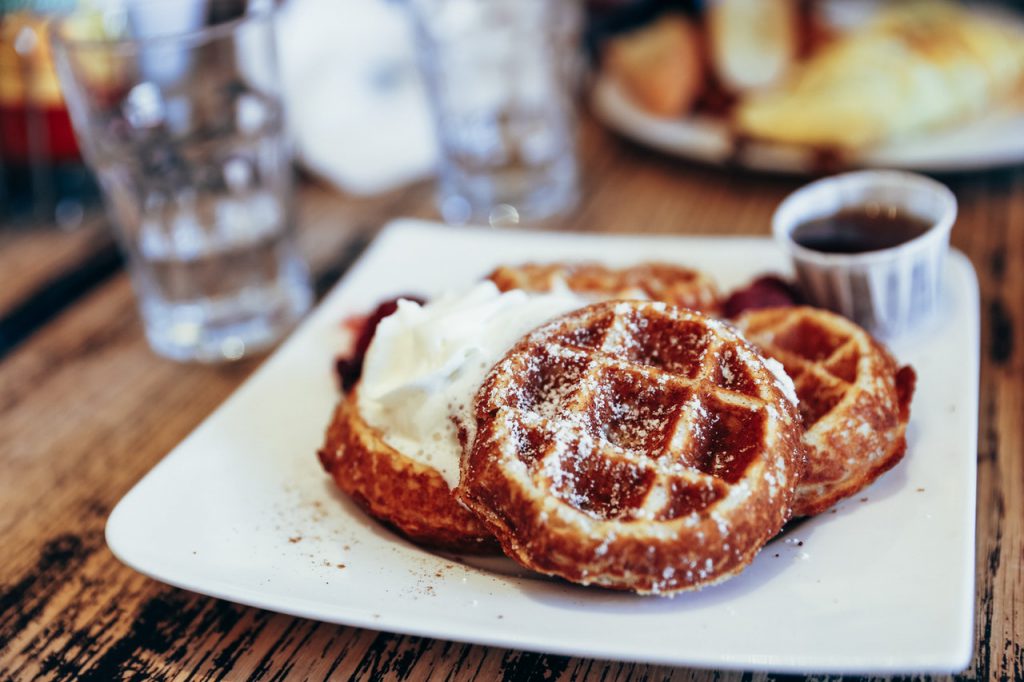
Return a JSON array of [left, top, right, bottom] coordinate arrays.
[[772, 170, 958, 268], [771, 169, 958, 338]]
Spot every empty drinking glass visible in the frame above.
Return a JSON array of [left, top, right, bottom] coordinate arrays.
[[408, 0, 582, 226], [51, 0, 312, 363]]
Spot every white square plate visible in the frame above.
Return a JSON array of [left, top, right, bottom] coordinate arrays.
[[107, 220, 979, 674]]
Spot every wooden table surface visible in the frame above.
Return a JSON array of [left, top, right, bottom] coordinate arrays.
[[1, 117, 1020, 681]]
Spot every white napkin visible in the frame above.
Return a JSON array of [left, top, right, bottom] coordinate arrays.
[[276, 0, 439, 195]]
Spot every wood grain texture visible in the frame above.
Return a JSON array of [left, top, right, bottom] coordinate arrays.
[[0, 218, 110, 318], [1, 117, 1021, 680]]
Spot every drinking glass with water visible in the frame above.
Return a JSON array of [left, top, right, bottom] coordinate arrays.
[[408, 0, 582, 226], [51, 0, 311, 363]]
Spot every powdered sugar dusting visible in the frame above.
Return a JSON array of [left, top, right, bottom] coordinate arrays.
[[485, 301, 801, 527]]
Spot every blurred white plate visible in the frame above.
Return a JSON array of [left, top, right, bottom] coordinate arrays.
[[106, 220, 979, 674], [592, 75, 1024, 174]]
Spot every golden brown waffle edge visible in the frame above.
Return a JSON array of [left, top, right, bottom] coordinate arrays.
[[736, 306, 916, 516], [488, 262, 722, 314], [318, 389, 499, 553]]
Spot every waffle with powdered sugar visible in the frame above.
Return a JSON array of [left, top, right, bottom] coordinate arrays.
[[457, 301, 805, 595]]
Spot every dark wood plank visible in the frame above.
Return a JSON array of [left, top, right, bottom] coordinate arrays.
[[952, 170, 1024, 682]]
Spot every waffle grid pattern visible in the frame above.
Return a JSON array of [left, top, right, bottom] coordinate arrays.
[[744, 313, 865, 429], [485, 303, 786, 523], [737, 306, 913, 517]]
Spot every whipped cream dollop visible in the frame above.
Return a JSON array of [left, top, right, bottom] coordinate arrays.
[[358, 282, 587, 488]]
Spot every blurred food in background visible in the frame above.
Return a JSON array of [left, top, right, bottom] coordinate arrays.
[[738, 2, 1024, 149], [596, 0, 1024, 154], [603, 15, 703, 118], [707, 0, 802, 94]]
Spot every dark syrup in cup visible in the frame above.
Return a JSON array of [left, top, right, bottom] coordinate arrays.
[[791, 205, 933, 254], [772, 170, 957, 338]]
